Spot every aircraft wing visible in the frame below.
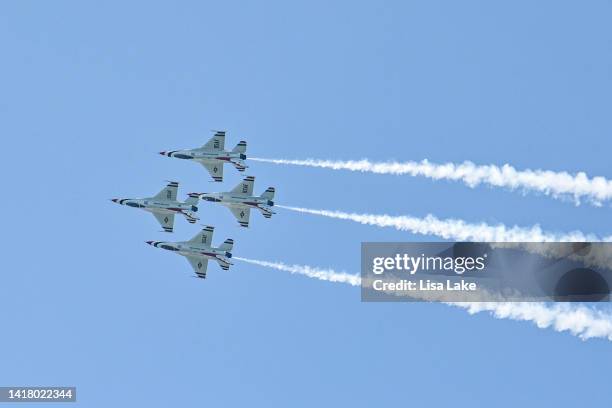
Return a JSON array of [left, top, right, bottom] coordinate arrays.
[[188, 226, 214, 246], [229, 207, 251, 228], [230, 176, 255, 195], [201, 131, 225, 151], [185, 255, 208, 278], [152, 212, 175, 232], [153, 181, 178, 201], [201, 161, 223, 182]]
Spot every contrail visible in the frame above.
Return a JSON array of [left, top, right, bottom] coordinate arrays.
[[277, 205, 609, 242], [251, 157, 612, 206], [236, 257, 612, 341]]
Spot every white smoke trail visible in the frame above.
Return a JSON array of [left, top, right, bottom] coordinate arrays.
[[234, 257, 361, 286], [278, 205, 610, 242], [236, 256, 612, 341], [251, 157, 612, 206], [455, 302, 612, 341]]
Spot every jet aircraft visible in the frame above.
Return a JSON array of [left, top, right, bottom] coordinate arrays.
[[192, 176, 275, 227], [111, 181, 199, 232], [159, 131, 247, 182], [146, 226, 233, 279]]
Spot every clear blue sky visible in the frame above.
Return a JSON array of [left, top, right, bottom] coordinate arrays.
[[1, 1, 611, 406]]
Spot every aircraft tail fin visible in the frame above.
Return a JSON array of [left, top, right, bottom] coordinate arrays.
[[260, 187, 275, 201], [232, 141, 247, 154], [218, 238, 234, 252]]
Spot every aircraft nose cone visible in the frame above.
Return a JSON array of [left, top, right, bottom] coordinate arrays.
[[111, 198, 119, 203], [159, 151, 167, 156], [146, 241, 154, 245]]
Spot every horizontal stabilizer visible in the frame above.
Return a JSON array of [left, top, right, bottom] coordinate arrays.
[[219, 238, 234, 252], [260, 187, 275, 201], [184, 194, 199, 206], [217, 258, 231, 271], [232, 140, 247, 154]]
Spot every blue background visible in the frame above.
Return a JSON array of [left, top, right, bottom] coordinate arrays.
[[1, 1, 611, 406]]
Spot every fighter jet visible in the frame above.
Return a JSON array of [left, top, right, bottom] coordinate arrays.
[[159, 131, 247, 182], [111, 181, 199, 232], [146, 226, 233, 279], [192, 176, 275, 228]]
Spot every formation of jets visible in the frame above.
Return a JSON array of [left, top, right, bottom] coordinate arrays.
[[112, 131, 275, 279]]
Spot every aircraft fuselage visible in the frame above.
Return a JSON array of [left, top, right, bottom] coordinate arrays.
[[162, 149, 246, 166], [199, 192, 273, 213], [112, 198, 198, 216], [147, 241, 232, 266]]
